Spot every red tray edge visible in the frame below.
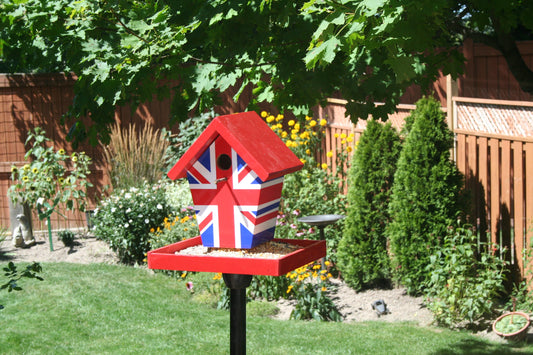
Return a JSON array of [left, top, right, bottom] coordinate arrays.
[[147, 237, 326, 276]]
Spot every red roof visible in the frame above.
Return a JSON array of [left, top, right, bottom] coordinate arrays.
[[167, 112, 303, 181]]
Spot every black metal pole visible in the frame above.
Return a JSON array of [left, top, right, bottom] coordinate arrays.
[[223, 274, 252, 355]]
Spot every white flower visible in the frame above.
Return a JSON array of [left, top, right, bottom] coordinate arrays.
[[36, 197, 45, 206], [157, 204, 163, 210], [111, 207, 116, 213], [145, 219, 150, 224], [124, 223, 129, 228], [124, 193, 132, 199], [126, 208, 131, 213]]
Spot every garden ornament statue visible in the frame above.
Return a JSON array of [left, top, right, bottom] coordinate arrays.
[[371, 299, 390, 317], [12, 213, 35, 248]]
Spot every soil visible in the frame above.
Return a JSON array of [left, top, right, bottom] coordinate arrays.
[[0, 232, 518, 343]]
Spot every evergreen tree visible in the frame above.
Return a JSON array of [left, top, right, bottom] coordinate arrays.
[[386, 97, 466, 295], [338, 119, 401, 290]]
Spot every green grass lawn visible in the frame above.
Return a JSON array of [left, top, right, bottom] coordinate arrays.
[[1, 262, 532, 355]]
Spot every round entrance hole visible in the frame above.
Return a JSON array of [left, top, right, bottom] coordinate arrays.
[[217, 154, 232, 170]]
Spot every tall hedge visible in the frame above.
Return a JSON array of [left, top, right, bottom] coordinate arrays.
[[337, 119, 401, 290], [386, 97, 466, 295]]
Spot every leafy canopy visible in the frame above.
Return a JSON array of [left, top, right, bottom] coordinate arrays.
[[1, 1, 532, 145]]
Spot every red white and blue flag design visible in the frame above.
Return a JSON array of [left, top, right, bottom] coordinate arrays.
[[186, 137, 284, 248]]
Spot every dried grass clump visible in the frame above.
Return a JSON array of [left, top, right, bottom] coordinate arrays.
[[103, 123, 169, 190]]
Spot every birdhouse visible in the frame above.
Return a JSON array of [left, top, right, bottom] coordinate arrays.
[[167, 111, 303, 249]]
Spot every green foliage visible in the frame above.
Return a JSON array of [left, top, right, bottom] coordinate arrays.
[[92, 181, 173, 264], [493, 313, 529, 335], [386, 97, 466, 294], [338, 120, 401, 290], [265, 112, 347, 265], [58, 229, 76, 247], [6, 1, 522, 146], [287, 262, 341, 321], [9, 127, 93, 220], [163, 111, 213, 171], [248, 275, 291, 301], [1, 262, 43, 310], [424, 223, 506, 328]]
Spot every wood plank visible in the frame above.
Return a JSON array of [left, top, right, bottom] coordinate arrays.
[[489, 138, 500, 244], [513, 141, 525, 274]]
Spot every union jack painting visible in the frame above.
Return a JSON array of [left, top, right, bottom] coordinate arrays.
[[167, 111, 303, 249], [187, 137, 284, 248]]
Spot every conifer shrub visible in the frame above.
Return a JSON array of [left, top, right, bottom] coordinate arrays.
[[386, 97, 466, 295], [337, 120, 401, 290]]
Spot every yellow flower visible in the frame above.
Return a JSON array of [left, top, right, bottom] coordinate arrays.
[[213, 273, 222, 280], [22, 176, 29, 182], [286, 285, 294, 294], [340, 133, 347, 139], [334, 133, 339, 138], [58, 177, 65, 184], [309, 120, 317, 127], [72, 156, 78, 162], [305, 149, 311, 155], [300, 158, 306, 164], [305, 115, 312, 121], [321, 286, 327, 292], [346, 136, 353, 142], [181, 272, 187, 278], [320, 275, 327, 281], [291, 134, 297, 140], [341, 140, 346, 145], [286, 140, 293, 147], [58, 149, 66, 155], [266, 115, 275, 123], [288, 120, 295, 126], [150, 228, 155, 233], [260, 111, 268, 118], [11, 166, 18, 173], [326, 151, 333, 158], [281, 131, 288, 138], [319, 119, 327, 126], [347, 146, 353, 153], [321, 163, 328, 170], [294, 123, 300, 131], [325, 261, 331, 267], [276, 114, 284, 121]]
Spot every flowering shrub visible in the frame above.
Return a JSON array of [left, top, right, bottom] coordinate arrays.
[[9, 127, 92, 220], [148, 180, 198, 250], [286, 261, 341, 321], [246, 261, 341, 321], [92, 181, 173, 264], [424, 222, 507, 327], [262, 111, 348, 266]]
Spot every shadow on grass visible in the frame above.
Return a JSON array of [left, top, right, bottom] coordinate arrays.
[[432, 335, 532, 354]]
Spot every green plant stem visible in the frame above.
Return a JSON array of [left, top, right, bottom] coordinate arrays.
[[47, 216, 53, 251]]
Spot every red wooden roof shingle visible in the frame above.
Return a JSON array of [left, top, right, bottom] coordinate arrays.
[[167, 111, 303, 182]]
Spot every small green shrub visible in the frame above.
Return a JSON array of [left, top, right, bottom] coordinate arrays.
[[92, 181, 173, 264], [387, 97, 466, 294], [424, 222, 506, 328], [163, 111, 213, 171], [338, 119, 401, 290], [58, 230, 76, 247]]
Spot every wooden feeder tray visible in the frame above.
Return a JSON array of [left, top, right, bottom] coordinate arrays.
[[147, 236, 326, 276]]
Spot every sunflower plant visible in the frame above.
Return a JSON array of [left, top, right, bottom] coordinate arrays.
[[9, 127, 92, 222]]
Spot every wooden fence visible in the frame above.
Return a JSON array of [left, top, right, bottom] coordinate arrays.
[[317, 98, 533, 280]]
